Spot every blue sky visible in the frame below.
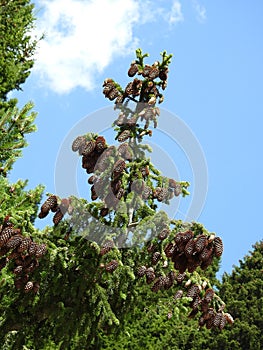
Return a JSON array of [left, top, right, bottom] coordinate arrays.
[[9, 0, 263, 277]]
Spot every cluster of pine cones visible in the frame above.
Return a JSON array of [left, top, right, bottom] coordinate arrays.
[[174, 285, 234, 330], [0, 216, 46, 293], [164, 230, 223, 273], [136, 228, 233, 330], [38, 195, 70, 225], [71, 134, 183, 211], [99, 240, 119, 273], [103, 58, 168, 105]]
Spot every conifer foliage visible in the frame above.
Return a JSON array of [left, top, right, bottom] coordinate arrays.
[[0, 2, 234, 348]]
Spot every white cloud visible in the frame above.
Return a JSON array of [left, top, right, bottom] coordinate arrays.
[[33, 0, 184, 94], [192, 0, 206, 23], [168, 0, 184, 25]]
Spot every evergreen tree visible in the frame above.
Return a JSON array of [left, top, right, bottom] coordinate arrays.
[[0, 3, 234, 347], [0, 0, 38, 101], [202, 241, 263, 350], [0, 49, 233, 349]]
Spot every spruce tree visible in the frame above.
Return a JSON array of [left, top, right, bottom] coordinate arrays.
[[0, 49, 233, 349], [202, 241, 263, 350]]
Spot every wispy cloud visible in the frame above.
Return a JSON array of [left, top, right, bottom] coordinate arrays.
[[168, 0, 184, 25], [192, 0, 206, 23], [33, 0, 184, 94]]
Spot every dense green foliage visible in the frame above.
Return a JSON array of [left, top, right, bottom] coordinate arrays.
[[0, 0, 38, 101], [99, 242, 262, 350], [2, 1, 259, 349]]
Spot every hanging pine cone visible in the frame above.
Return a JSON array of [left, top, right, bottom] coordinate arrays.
[[128, 62, 138, 77], [142, 64, 152, 78], [72, 136, 86, 152], [88, 175, 95, 184], [158, 228, 169, 240], [194, 234, 208, 253], [174, 254, 188, 273], [13, 265, 23, 275], [113, 159, 126, 177], [152, 251, 161, 265], [187, 284, 201, 299], [81, 140, 96, 157], [148, 66, 159, 80], [53, 209, 64, 225], [137, 265, 147, 277], [105, 260, 119, 273], [203, 288, 214, 303], [35, 244, 47, 258], [200, 245, 214, 262], [24, 281, 34, 293], [164, 242, 176, 258], [95, 136, 107, 153], [145, 267, 155, 284], [174, 289, 184, 300], [219, 315, 227, 330], [6, 235, 23, 250], [118, 143, 133, 160], [213, 237, 223, 257], [100, 240, 114, 255], [184, 238, 195, 257], [0, 227, 14, 247], [117, 129, 131, 142], [151, 276, 166, 292], [28, 242, 38, 256], [17, 237, 32, 253], [108, 88, 119, 101], [164, 271, 176, 289], [175, 272, 186, 284], [159, 68, 168, 81], [142, 185, 151, 200], [213, 313, 223, 328], [100, 207, 109, 217]]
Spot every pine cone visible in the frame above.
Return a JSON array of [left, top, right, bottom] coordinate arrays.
[[105, 259, 119, 273], [100, 207, 109, 217], [137, 265, 147, 277], [128, 62, 138, 77], [95, 136, 107, 153], [100, 240, 114, 255], [174, 290, 184, 300], [213, 313, 223, 328], [113, 159, 126, 176], [145, 267, 155, 284], [28, 242, 38, 256], [148, 66, 159, 80], [164, 242, 176, 258], [35, 244, 47, 258], [151, 276, 166, 292], [53, 209, 64, 225], [194, 234, 207, 253], [159, 68, 168, 81], [81, 140, 96, 156], [24, 281, 34, 293], [72, 136, 86, 152], [13, 265, 23, 275], [184, 238, 195, 257], [175, 272, 186, 284], [158, 228, 169, 240], [0, 228, 14, 247], [187, 284, 201, 298], [213, 237, 223, 257], [152, 251, 161, 265], [6, 235, 22, 250], [17, 237, 32, 253], [117, 129, 131, 142], [204, 288, 214, 303]]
